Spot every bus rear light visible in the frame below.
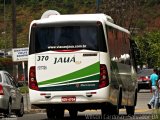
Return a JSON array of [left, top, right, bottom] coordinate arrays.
[[29, 66, 39, 90], [0, 84, 4, 95], [99, 64, 109, 88]]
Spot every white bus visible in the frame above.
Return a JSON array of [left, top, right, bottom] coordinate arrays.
[[28, 10, 138, 119]]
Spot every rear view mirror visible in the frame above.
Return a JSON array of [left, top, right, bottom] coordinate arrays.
[[130, 39, 141, 71]]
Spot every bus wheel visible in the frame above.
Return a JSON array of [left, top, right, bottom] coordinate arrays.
[[126, 106, 135, 116], [101, 103, 119, 116], [46, 108, 56, 119], [111, 105, 119, 115], [55, 108, 64, 119], [101, 104, 110, 116], [69, 109, 78, 118]]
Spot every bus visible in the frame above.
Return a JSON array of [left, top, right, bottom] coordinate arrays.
[[28, 10, 138, 119]]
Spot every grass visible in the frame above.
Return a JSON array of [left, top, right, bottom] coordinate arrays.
[[152, 109, 160, 120]]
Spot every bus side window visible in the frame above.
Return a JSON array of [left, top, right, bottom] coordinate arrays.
[[106, 26, 114, 58], [107, 26, 131, 65]]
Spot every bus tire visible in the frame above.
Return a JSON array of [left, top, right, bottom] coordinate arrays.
[[101, 103, 119, 116], [126, 106, 135, 116], [69, 109, 78, 118], [55, 108, 64, 119], [46, 108, 56, 119], [111, 105, 119, 115], [101, 104, 110, 116]]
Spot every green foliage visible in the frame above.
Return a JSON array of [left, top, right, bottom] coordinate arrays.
[[146, 0, 160, 6], [136, 19, 146, 30], [134, 30, 160, 68], [0, 57, 12, 66], [19, 85, 29, 93]]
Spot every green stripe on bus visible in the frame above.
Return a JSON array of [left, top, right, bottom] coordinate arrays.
[[38, 62, 99, 86], [39, 82, 99, 91], [45, 73, 99, 86]]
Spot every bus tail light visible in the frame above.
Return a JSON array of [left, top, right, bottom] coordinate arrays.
[[99, 64, 109, 88], [29, 66, 39, 90], [0, 84, 4, 95]]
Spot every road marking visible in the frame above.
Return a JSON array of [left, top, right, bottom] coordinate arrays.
[[63, 108, 153, 113], [135, 109, 152, 113], [1, 115, 17, 120], [85, 108, 151, 111], [82, 109, 152, 113], [120, 108, 153, 113]]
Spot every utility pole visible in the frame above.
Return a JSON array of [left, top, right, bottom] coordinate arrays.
[[11, 0, 18, 82], [11, 0, 17, 48], [11, 0, 29, 111], [3, 0, 6, 57]]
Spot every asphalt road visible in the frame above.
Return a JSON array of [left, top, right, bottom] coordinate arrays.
[[1, 90, 160, 120]]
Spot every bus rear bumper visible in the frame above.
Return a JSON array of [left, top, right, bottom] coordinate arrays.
[[29, 87, 110, 109]]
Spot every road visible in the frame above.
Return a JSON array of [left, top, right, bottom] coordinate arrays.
[[1, 90, 160, 120]]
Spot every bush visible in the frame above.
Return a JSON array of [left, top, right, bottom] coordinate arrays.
[[19, 85, 29, 94]]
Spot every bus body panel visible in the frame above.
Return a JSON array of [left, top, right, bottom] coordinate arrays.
[[29, 51, 111, 104], [36, 50, 100, 91]]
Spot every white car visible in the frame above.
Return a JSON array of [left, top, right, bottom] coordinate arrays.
[[0, 70, 24, 117]]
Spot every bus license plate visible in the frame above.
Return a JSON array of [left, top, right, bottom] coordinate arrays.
[[61, 96, 76, 102]]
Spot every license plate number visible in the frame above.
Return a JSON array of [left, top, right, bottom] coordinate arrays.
[[61, 96, 76, 102]]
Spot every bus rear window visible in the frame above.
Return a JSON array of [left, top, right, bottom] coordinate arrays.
[[29, 23, 107, 54]]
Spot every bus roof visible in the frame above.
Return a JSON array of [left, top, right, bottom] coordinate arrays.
[[30, 13, 130, 34]]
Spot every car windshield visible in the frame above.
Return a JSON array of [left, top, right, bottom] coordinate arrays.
[[137, 69, 153, 76]]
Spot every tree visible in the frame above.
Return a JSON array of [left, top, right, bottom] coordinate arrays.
[[134, 30, 160, 68], [99, 0, 143, 32]]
